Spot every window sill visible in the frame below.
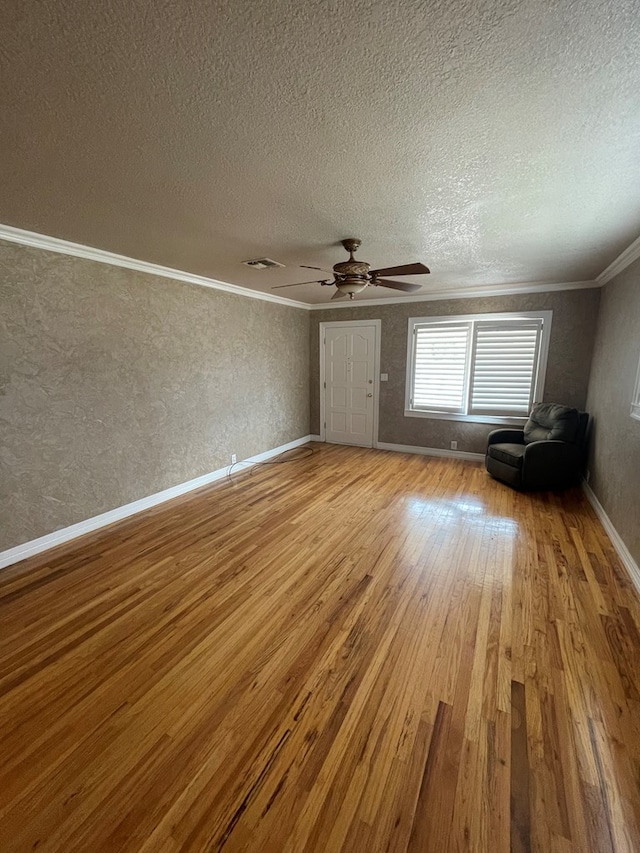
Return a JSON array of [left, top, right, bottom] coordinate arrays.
[[404, 409, 527, 426]]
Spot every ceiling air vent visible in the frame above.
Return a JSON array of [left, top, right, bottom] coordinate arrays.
[[242, 258, 285, 270]]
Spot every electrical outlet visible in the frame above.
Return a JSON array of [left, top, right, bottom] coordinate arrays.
[[450, 440, 458, 450], [231, 453, 237, 464]]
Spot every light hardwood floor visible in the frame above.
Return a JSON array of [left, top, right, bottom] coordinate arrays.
[[1, 443, 639, 852]]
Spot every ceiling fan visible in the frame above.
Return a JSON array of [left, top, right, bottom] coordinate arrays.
[[272, 239, 430, 300]]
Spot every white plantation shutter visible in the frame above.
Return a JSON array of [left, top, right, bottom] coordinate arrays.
[[412, 323, 470, 412], [406, 312, 550, 419], [632, 355, 640, 421], [469, 320, 543, 416]]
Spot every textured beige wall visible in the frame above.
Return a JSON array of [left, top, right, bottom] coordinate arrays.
[[586, 257, 640, 566], [0, 243, 310, 551], [310, 289, 600, 453]]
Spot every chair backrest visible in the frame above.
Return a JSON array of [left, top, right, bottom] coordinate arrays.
[[523, 403, 586, 445]]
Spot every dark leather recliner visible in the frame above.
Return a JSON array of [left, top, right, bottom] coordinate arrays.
[[485, 403, 589, 490]]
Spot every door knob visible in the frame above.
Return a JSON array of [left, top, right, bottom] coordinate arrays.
[[367, 393, 373, 397]]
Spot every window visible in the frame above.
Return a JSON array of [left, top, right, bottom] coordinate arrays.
[[632, 353, 640, 422], [405, 311, 552, 423]]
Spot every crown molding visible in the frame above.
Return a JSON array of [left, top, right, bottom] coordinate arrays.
[[596, 232, 640, 285], [0, 223, 605, 310], [0, 224, 308, 310], [306, 278, 599, 309]]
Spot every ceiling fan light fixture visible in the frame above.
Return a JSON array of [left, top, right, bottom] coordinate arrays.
[[336, 280, 368, 296]]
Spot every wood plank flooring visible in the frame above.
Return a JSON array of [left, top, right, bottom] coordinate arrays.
[[1, 443, 639, 852]]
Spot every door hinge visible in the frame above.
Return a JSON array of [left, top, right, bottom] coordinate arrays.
[[323, 422, 326, 429], [323, 381, 326, 388]]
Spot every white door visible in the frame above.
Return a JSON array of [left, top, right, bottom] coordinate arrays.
[[323, 323, 378, 447]]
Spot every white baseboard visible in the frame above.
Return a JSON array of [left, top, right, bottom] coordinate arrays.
[[309, 434, 322, 441], [582, 481, 640, 594], [0, 435, 315, 571], [375, 441, 484, 462]]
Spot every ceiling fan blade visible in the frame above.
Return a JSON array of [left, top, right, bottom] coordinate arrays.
[[370, 262, 430, 277], [301, 265, 334, 273], [374, 278, 423, 293], [331, 289, 347, 300], [271, 280, 326, 289]]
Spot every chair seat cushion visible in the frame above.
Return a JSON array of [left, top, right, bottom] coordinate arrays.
[[487, 442, 527, 468]]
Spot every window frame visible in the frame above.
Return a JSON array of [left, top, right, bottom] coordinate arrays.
[[632, 353, 640, 422], [404, 310, 553, 424]]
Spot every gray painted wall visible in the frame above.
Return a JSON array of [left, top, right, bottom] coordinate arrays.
[[310, 289, 601, 453], [586, 257, 640, 567], [0, 242, 310, 551]]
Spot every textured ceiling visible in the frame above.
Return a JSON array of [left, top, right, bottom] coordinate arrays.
[[2, 0, 639, 304]]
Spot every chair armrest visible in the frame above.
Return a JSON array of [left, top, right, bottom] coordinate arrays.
[[522, 440, 583, 487], [487, 428, 525, 447], [523, 440, 581, 464]]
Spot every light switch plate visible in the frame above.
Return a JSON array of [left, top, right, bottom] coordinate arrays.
[[380, 373, 388, 382]]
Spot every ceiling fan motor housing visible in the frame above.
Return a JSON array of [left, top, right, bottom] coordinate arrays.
[[333, 259, 370, 278], [334, 238, 370, 281], [334, 240, 371, 296]]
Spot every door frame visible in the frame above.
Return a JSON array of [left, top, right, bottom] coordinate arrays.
[[319, 319, 381, 448]]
